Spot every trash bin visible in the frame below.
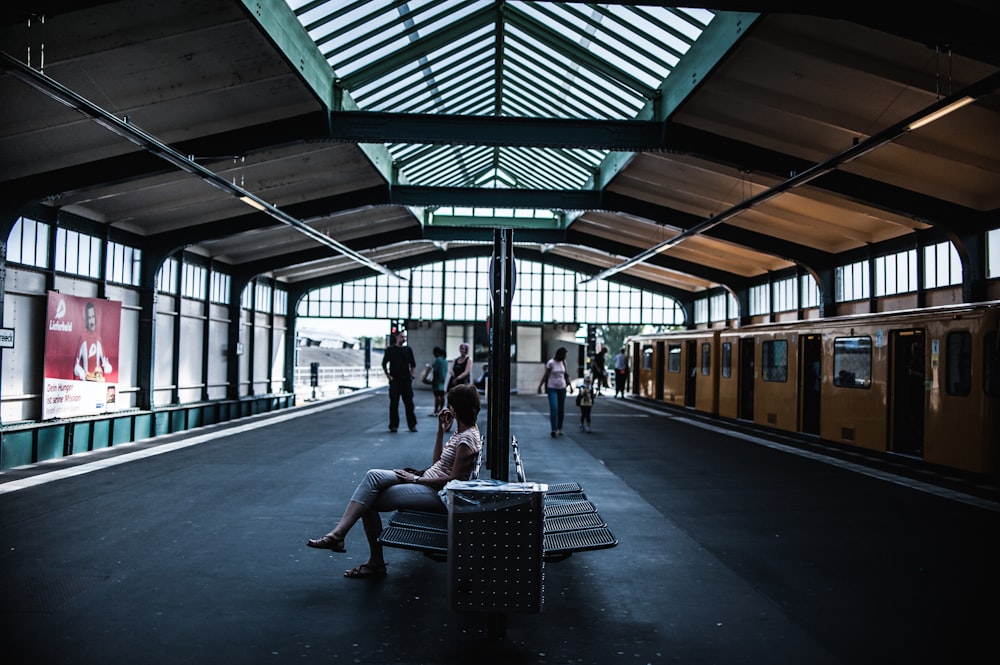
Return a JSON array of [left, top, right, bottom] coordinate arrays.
[[446, 480, 547, 614]]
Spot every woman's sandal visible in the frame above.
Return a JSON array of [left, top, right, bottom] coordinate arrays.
[[344, 563, 387, 580], [306, 535, 346, 552]]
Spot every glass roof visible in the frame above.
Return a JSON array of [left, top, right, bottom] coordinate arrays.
[[286, 1, 715, 192]]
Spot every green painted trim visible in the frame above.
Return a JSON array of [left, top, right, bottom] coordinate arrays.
[[37, 426, 65, 461], [170, 410, 187, 433], [240, 0, 397, 184], [0, 396, 295, 469], [134, 414, 153, 440], [154, 411, 171, 437], [239, 0, 335, 108], [592, 12, 759, 191], [1, 430, 33, 469], [656, 12, 759, 122], [112, 417, 133, 445], [92, 420, 111, 449], [429, 215, 566, 230], [72, 422, 92, 454]]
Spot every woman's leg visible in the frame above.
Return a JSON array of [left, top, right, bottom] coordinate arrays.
[[547, 387, 559, 433], [358, 484, 446, 568], [555, 388, 566, 431], [309, 469, 399, 549]]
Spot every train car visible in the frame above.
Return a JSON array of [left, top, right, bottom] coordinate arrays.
[[628, 330, 721, 416], [632, 302, 1000, 477]]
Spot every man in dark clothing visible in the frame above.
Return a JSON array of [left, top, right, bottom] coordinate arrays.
[[381, 332, 417, 432]]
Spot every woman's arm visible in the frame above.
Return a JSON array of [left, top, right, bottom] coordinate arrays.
[[431, 409, 453, 463], [415, 443, 477, 491], [396, 411, 456, 485], [537, 363, 551, 393]]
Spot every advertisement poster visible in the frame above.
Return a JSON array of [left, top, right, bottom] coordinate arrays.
[[42, 291, 122, 420]]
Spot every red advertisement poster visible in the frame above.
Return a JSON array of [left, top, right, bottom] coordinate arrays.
[[42, 291, 122, 420]]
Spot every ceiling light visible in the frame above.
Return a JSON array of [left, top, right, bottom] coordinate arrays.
[[239, 196, 268, 212], [905, 96, 976, 131]]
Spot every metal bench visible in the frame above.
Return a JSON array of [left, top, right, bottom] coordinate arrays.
[[377, 435, 617, 562]]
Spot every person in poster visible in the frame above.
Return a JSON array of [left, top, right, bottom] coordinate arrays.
[[73, 301, 113, 381]]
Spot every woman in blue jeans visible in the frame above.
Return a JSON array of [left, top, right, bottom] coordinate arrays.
[[537, 346, 574, 437]]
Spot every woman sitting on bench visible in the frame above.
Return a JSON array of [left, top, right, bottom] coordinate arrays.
[[306, 383, 482, 579]]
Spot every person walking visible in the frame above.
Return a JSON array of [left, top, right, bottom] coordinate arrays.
[[430, 346, 449, 416], [381, 331, 417, 432], [591, 348, 608, 394], [613, 347, 629, 398], [576, 374, 596, 433], [537, 346, 573, 437], [448, 342, 472, 390]]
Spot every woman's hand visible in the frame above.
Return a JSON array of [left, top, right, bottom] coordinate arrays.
[[438, 409, 454, 432], [394, 468, 419, 483]]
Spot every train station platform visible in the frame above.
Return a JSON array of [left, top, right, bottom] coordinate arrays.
[[1, 389, 997, 665]]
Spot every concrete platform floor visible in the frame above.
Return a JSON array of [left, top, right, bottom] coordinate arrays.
[[1, 389, 998, 665]]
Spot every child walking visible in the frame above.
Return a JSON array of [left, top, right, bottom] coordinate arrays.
[[576, 375, 596, 433]]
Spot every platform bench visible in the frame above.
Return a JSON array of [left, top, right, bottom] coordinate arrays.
[[377, 436, 617, 562]]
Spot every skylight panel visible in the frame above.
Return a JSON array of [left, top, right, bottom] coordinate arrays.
[[505, 60, 626, 120], [284, 1, 718, 192], [354, 36, 492, 107], [505, 42, 639, 117]]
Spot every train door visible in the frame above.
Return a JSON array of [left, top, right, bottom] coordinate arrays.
[[738, 337, 755, 420], [654, 341, 665, 401], [889, 329, 925, 457], [799, 334, 822, 435], [685, 340, 697, 407]]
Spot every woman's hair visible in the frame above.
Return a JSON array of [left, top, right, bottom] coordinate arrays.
[[448, 383, 481, 424], [554, 347, 567, 361]]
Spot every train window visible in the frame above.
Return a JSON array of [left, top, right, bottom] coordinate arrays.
[[667, 344, 681, 373], [721, 342, 732, 378], [642, 345, 653, 370], [985, 332, 1000, 397], [945, 331, 972, 396], [762, 340, 788, 382], [701, 343, 711, 375], [833, 337, 872, 389]]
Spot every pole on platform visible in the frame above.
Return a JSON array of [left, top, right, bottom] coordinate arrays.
[[485, 228, 514, 642], [487, 228, 514, 482]]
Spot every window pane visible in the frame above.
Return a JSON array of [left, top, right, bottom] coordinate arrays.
[[642, 345, 653, 370], [945, 331, 972, 396], [833, 337, 872, 389], [985, 331, 1000, 397], [667, 344, 681, 373], [762, 340, 787, 382]]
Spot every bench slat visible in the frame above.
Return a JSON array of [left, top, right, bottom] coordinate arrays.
[[544, 512, 606, 533], [379, 525, 447, 554], [546, 481, 583, 494], [379, 524, 618, 559], [544, 499, 596, 517], [388, 509, 607, 535], [386, 510, 448, 532], [544, 526, 618, 555]]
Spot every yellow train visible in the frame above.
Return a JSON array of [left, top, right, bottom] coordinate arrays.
[[627, 302, 1000, 477]]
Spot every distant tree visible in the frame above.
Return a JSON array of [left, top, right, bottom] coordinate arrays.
[[596, 324, 644, 356]]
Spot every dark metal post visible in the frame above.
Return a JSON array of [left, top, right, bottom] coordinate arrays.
[[487, 228, 513, 482], [485, 228, 514, 641]]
